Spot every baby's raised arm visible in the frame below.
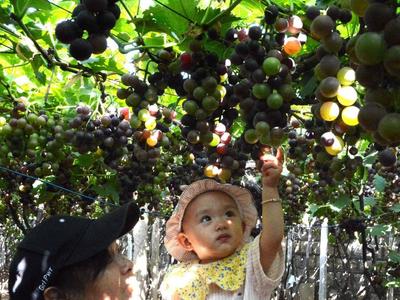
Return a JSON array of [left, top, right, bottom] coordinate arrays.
[[258, 147, 285, 274]]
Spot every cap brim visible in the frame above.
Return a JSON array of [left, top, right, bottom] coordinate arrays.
[[64, 201, 140, 266]]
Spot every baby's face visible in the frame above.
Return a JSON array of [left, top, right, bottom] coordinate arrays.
[[179, 191, 245, 263]]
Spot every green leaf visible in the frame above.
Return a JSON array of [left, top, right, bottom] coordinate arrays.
[[231, 0, 264, 24], [308, 203, 330, 216], [143, 35, 166, 47], [31, 54, 45, 79], [74, 153, 96, 168], [299, 72, 317, 98], [373, 174, 386, 192], [204, 40, 233, 59], [231, 118, 245, 138], [367, 224, 391, 237], [92, 182, 120, 204], [363, 196, 376, 207], [386, 280, 400, 288], [363, 151, 377, 168], [330, 195, 351, 212], [388, 250, 400, 263], [135, 0, 195, 38], [390, 204, 400, 213], [0, 178, 7, 189], [16, 43, 33, 61], [0, 7, 12, 24], [29, 0, 52, 11], [12, 0, 31, 18], [117, 32, 131, 42], [35, 71, 46, 85]]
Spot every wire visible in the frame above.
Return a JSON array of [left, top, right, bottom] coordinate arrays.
[[0, 165, 398, 226], [0, 165, 98, 202], [0, 165, 168, 217]]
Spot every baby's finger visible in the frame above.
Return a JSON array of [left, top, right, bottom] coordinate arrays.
[[259, 153, 277, 163], [262, 160, 279, 168], [261, 162, 278, 172], [275, 147, 284, 164]]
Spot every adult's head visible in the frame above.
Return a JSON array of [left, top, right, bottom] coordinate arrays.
[[8, 201, 140, 300]]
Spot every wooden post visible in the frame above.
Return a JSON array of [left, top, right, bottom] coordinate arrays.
[[132, 213, 149, 300], [126, 231, 133, 260], [150, 217, 161, 300], [319, 218, 328, 300]]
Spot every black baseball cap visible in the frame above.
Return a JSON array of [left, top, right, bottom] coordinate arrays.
[[8, 201, 140, 300]]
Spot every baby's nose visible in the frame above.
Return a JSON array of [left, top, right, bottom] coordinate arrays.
[[215, 218, 229, 230]]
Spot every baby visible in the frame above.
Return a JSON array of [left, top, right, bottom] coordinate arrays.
[[161, 148, 285, 299]]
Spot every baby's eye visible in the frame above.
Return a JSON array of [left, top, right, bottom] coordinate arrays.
[[225, 210, 235, 217], [200, 215, 211, 223]]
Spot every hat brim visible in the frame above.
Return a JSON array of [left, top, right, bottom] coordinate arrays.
[[164, 179, 258, 262], [64, 201, 140, 266]]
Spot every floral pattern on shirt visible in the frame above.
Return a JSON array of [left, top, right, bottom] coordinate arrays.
[[161, 243, 251, 300]]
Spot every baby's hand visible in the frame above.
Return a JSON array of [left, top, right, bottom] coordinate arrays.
[[259, 147, 284, 188]]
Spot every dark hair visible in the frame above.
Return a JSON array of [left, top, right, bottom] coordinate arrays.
[[49, 248, 112, 298]]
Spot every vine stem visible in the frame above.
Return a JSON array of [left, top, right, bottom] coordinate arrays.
[[3, 194, 27, 233], [10, 13, 107, 80], [205, 0, 242, 28], [200, 0, 212, 25], [0, 23, 20, 38], [137, 0, 141, 16], [46, 0, 71, 13], [0, 42, 14, 51], [0, 79, 16, 102], [120, 0, 136, 25], [288, 111, 306, 123], [1, 61, 31, 69], [143, 59, 152, 81], [44, 66, 56, 105]]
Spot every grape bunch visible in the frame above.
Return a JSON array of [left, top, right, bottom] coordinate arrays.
[[226, 9, 299, 160], [116, 73, 173, 150], [161, 39, 245, 181], [147, 48, 186, 96], [55, 0, 121, 61], [302, 5, 362, 159], [65, 103, 178, 207], [346, 1, 399, 164], [0, 103, 79, 209]]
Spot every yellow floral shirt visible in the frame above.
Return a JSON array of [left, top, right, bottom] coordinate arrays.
[[161, 243, 251, 300]]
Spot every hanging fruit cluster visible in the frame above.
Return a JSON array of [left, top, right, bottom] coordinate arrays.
[[349, 1, 400, 153], [55, 0, 121, 61]]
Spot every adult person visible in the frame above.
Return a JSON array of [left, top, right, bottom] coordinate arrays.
[[8, 201, 140, 300]]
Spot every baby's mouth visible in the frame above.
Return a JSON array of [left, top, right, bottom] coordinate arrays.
[[217, 233, 231, 242]]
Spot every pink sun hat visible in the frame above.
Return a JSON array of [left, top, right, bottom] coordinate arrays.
[[164, 179, 258, 262]]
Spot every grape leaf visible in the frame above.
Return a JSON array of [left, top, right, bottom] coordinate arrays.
[[367, 224, 391, 237], [12, 0, 31, 18], [330, 195, 350, 212], [373, 174, 386, 192], [92, 182, 120, 204], [390, 204, 400, 213], [389, 250, 400, 263]]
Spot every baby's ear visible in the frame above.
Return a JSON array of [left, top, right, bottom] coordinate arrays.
[[177, 232, 193, 251], [242, 221, 246, 233]]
